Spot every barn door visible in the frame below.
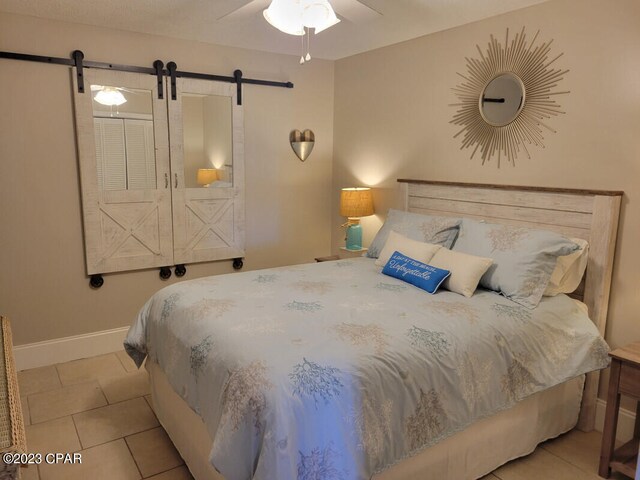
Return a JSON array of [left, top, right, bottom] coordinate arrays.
[[73, 68, 174, 275], [168, 78, 245, 265]]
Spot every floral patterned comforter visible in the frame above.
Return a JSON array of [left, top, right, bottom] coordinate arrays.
[[124, 257, 609, 480]]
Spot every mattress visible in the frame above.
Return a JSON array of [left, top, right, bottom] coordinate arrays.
[[125, 257, 609, 480]]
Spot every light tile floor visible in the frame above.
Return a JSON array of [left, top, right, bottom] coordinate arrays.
[[17, 351, 630, 480]]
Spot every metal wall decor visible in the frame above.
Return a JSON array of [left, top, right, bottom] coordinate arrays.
[[451, 28, 569, 166], [289, 129, 315, 162]]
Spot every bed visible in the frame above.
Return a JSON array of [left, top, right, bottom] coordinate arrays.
[[125, 180, 622, 480]]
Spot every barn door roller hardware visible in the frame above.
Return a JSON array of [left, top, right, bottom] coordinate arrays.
[[154, 60, 165, 100], [162, 63, 293, 106], [0, 49, 294, 105]]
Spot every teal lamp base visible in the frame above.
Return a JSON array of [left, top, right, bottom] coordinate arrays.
[[345, 220, 363, 250]]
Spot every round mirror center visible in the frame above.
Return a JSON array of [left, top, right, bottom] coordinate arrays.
[[479, 73, 525, 127]]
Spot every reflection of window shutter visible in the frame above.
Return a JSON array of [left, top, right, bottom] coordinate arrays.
[[124, 119, 156, 190], [93, 119, 103, 189], [94, 118, 126, 190], [144, 121, 156, 188]]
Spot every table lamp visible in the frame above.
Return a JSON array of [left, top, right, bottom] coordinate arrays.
[[197, 168, 219, 187], [340, 187, 374, 250]]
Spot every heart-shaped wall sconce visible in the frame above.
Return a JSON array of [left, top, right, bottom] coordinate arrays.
[[289, 129, 315, 162]]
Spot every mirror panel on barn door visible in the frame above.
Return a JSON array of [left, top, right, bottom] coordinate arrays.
[[168, 78, 245, 265], [73, 68, 174, 275]]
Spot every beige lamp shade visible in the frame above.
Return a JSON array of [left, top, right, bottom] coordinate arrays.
[[340, 187, 374, 218], [197, 168, 219, 186]]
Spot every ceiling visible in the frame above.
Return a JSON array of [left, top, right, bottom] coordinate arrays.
[[0, 0, 552, 60]]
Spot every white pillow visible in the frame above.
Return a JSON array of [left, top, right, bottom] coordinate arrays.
[[544, 238, 589, 296], [429, 248, 493, 298], [375, 230, 441, 267]]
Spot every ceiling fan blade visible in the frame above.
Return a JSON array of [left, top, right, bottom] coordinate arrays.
[[217, 0, 270, 22], [91, 85, 140, 94], [116, 87, 143, 94], [331, 0, 382, 23]]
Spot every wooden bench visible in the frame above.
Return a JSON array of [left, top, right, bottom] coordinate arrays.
[[0, 317, 27, 480]]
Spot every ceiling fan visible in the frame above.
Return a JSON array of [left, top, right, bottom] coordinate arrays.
[[218, 0, 382, 28], [218, 0, 381, 63]]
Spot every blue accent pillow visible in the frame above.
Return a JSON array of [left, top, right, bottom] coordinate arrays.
[[382, 251, 451, 294]]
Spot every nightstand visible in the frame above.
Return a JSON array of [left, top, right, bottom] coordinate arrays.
[[599, 342, 640, 478], [339, 247, 367, 259]]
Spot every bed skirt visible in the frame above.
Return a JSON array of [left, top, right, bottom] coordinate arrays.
[[146, 360, 584, 480]]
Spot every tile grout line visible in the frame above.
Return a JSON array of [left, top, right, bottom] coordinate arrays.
[[22, 385, 62, 396], [123, 435, 145, 480], [23, 396, 31, 426], [142, 465, 186, 479], [26, 395, 34, 430], [124, 426, 185, 479], [143, 394, 154, 413], [70, 413, 85, 452], [122, 426, 187, 479], [19, 365, 64, 404], [53, 362, 63, 386], [54, 353, 127, 383], [69, 424, 162, 455], [74, 395, 154, 420], [115, 351, 132, 372], [28, 380, 152, 425], [28, 385, 106, 426], [72, 420, 162, 454], [20, 352, 137, 400], [539, 443, 602, 477]]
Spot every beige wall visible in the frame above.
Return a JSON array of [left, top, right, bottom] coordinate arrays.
[[1, 0, 638, 394], [0, 12, 334, 345], [332, 0, 640, 396]]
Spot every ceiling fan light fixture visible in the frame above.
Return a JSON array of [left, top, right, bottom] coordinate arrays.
[[263, 0, 305, 36], [94, 87, 127, 106], [263, 0, 340, 36], [303, 0, 340, 33]]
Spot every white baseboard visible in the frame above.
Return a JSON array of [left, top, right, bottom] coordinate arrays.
[[595, 398, 636, 443], [13, 326, 130, 371]]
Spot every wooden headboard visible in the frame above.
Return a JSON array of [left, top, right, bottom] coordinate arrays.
[[398, 179, 623, 431]]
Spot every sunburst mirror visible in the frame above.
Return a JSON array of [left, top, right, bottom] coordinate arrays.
[[451, 28, 569, 167]]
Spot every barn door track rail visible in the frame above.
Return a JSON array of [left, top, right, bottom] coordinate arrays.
[[0, 49, 294, 105]]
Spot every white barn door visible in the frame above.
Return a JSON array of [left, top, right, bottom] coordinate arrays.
[[168, 78, 245, 265], [73, 68, 174, 275]]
